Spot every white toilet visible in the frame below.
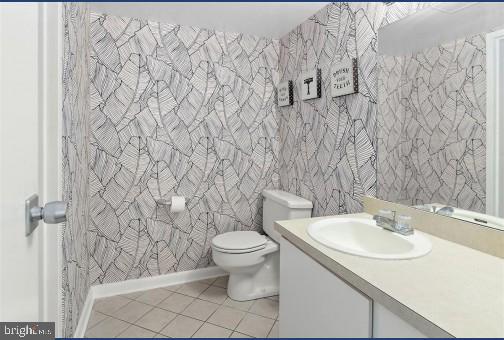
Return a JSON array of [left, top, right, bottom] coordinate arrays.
[[211, 190, 312, 301]]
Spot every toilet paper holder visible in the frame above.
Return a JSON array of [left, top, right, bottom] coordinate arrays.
[[156, 197, 188, 205], [156, 196, 186, 213], [156, 198, 173, 206]]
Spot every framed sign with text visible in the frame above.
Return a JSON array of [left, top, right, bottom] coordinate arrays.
[[300, 69, 321, 101], [331, 58, 358, 97], [277, 80, 294, 107]]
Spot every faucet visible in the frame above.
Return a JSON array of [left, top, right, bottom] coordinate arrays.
[[372, 210, 414, 236], [434, 206, 454, 217]]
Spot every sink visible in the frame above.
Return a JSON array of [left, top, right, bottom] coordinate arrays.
[[307, 217, 432, 260]]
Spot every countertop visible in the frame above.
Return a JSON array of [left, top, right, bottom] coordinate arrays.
[[275, 213, 504, 338]]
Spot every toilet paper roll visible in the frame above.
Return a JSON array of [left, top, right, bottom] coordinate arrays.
[[170, 196, 185, 213]]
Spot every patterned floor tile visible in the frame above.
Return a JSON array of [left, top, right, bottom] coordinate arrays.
[[157, 292, 195, 313], [207, 305, 246, 330], [93, 296, 131, 315], [198, 285, 228, 304], [117, 324, 156, 338], [249, 298, 279, 319], [85, 281, 282, 338], [134, 307, 177, 332], [181, 299, 219, 321], [235, 313, 275, 338], [135, 288, 173, 306], [193, 323, 233, 338], [159, 315, 203, 338], [108, 300, 152, 323], [176, 282, 210, 298], [85, 316, 129, 338]]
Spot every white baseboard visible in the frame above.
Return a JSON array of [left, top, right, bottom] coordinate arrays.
[[73, 288, 95, 338], [73, 266, 226, 337], [92, 266, 226, 299]]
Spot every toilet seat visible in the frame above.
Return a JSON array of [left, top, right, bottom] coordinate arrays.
[[212, 231, 267, 254], [212, 243, 266, 254]]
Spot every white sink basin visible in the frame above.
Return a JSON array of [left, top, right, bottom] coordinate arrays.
[[307, 217, 432, 260]]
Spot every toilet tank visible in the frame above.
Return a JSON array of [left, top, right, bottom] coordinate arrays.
[[262, 190, 313, 243]]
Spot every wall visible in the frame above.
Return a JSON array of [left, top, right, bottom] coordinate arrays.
[[88, 13, 279, 283], [62, 2, 91, 337], [59, 2, 487, 334], [277, 2, 429, 216], [377, 33, 486, 211]]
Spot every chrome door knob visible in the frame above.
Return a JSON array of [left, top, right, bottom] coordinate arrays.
[[41, 201, 67, 224], [25, 195, 67, 236]]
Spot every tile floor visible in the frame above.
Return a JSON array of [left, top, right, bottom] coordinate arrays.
[[85, 276, 279, 338]]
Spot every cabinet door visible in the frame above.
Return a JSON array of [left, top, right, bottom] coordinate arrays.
[[279, 238, 372, 337], [373, 303, 427, 338]]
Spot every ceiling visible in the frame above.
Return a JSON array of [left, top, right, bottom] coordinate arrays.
[[379, 2, 504, 55], [89, 2, 329, 39]]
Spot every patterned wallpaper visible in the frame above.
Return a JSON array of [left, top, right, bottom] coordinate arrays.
[[62, 2, 91, 337], [58, 2, 487, 335], [88, 13, 280, 284], [277, 2, 430, 216], [377, 33, 486, 211]]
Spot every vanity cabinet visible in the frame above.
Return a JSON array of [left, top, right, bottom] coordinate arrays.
[[280, 237, 427, 338], [279, 238, 372, 337], [373, 303, 427, 338]]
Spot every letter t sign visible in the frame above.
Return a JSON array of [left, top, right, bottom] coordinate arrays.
[[300, 69, 321, 100], [304, 77, 314, 95]]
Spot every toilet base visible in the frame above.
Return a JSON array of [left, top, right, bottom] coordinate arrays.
[[226, 251, 279, 301]]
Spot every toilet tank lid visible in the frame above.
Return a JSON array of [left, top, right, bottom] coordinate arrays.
[[262, 190, 313, 209]]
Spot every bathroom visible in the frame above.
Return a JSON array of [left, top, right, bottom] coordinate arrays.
[[0, 1, 503, 338]]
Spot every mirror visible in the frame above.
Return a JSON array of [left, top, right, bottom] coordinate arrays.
[[376, 3, 504, 230]]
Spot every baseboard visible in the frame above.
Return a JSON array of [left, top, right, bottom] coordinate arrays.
[[73, 288, 95, 338], [73, 266, 226, 337], [92, 266, 226, 299]]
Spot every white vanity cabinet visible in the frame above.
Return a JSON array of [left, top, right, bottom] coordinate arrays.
[[373, 303, 427, 338], [279, 238, 372, 337], [280, 237, 428, 338]]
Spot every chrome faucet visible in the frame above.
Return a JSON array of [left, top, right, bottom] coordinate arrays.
[[434, 206, 454, 217], [373, 210, 414, 236]]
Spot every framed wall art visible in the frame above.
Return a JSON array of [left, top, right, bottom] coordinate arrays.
[[300, 69, 321, 101], [277, 80, 294, 107], [331, 58, 358, 97]]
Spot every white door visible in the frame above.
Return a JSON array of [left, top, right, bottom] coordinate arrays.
[[0, 2, 61, 332]]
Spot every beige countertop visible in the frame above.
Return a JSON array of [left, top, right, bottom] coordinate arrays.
[[275, 213, 504, 338]]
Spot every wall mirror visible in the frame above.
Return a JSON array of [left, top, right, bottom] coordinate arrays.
[[376, 3, 504, 230]]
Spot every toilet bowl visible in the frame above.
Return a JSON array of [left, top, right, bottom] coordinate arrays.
[[211, 190, 312, 301], [212, 232, 280, 301]]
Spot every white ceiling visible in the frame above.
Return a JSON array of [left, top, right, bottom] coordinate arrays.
[[379, 2, 504, 55], [89, 2, 329, 39]]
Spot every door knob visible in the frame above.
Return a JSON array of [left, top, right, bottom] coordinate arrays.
[[25, 194, 67, 236]]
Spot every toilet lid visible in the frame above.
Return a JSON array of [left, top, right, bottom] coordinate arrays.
[[212, 231, 267, 251]]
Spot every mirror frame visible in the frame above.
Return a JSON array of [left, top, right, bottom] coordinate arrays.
[[486, 28, 504, 218]]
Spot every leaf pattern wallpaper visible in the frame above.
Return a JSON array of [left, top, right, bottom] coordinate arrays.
[[88, 12, 280, 284], [59, 2, 482, 335], [62, 2, 91, 337], [277, 2, 430, 216], [377, 33, 487, 211]]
